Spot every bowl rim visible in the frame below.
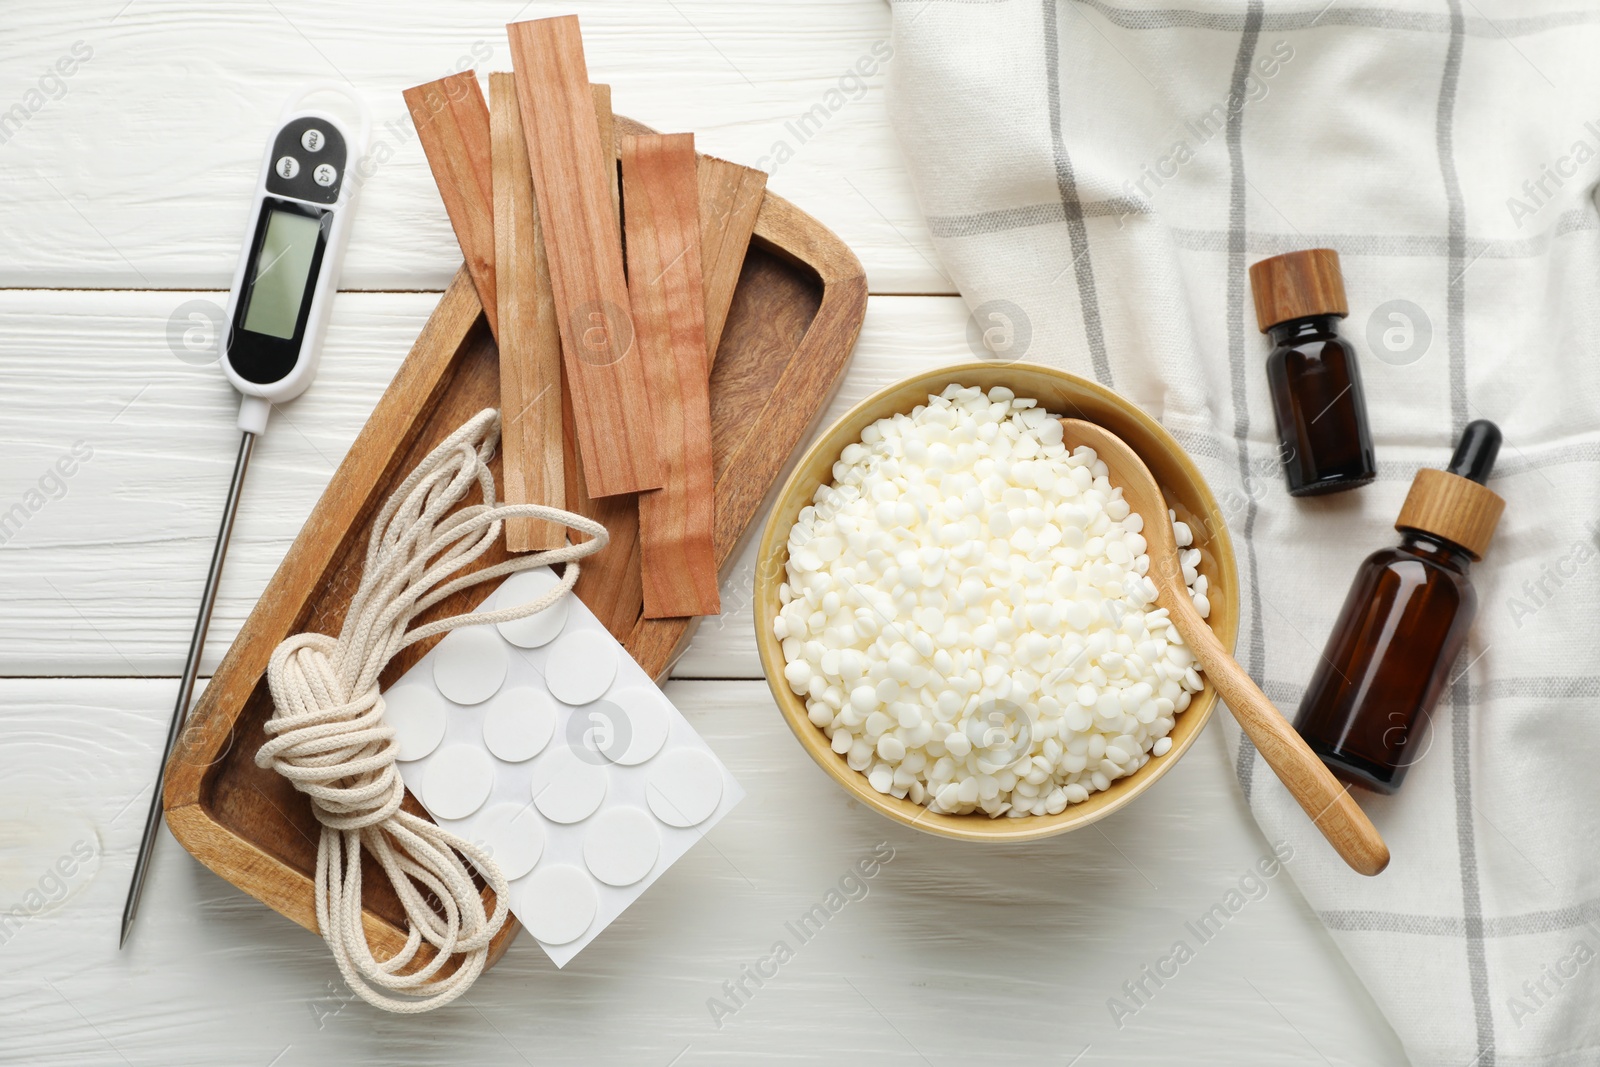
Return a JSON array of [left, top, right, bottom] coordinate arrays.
[[754, 362, 1240, 843]]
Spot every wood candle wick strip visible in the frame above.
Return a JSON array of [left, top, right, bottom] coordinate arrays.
[[622, 132, 721, 618], [509, 14, 663, 499], [490, 72, 566, 551], [696, 156, 767, 367]]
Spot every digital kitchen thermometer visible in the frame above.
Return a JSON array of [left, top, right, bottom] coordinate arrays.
[[121, 86, 369, 947], [222, 85, 369, 434]]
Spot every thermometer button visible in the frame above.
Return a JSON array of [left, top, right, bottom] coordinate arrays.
[[275, 155, 300, 179], [301, 128, 326, 153], [313, 163, 338, 187]]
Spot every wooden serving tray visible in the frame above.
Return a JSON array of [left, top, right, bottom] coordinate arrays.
[[163, 130, 866, 970]]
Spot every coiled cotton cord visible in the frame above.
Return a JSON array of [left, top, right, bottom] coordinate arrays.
[[255, 408, 607, 1013]]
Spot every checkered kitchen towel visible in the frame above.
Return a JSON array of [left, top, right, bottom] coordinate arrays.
[[888, 2, 1600, 1064]]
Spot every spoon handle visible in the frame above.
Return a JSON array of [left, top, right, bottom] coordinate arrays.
[[1167, 591, 1391, 877]]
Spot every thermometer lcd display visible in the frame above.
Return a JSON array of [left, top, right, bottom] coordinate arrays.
[[243, 208, 323, 340]]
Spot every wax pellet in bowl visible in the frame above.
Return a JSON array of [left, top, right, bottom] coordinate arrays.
[[777, 384, 1212, 818]]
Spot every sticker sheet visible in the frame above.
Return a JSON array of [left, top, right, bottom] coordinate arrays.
[[384, 567, 743, 966]]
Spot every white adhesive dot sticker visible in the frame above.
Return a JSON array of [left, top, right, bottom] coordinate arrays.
[[518, 865, 597, 946], [545, 630, 616, 705], [582, 807, 660, 887], [595, 687, 671, 766], [422, 745, 495, 820], [432, 627, 508, 705], [530, 746, 608, 824], [470, 803, 545, 880], [382, 685, 447, 761], [482, 686, 558, 763], [495, 568, 572, 648], [646, 749, 723, 827]]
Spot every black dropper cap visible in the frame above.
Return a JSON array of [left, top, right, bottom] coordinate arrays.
[[1445, 420, 1501, 485]]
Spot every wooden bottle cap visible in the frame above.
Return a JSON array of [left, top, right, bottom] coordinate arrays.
[[1395, 468, 1504, 560], [1248, 249, 1348, 332]]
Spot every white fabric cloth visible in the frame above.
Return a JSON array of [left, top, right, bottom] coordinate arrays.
[[888, 3, 1600, 1064]]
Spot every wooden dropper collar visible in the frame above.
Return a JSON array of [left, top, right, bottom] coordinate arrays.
[[1396, 420, 1505, 560]]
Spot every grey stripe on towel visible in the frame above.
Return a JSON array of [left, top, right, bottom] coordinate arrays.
[[1043, 0, 1115, 387], [1225, 3, 1266, 801]]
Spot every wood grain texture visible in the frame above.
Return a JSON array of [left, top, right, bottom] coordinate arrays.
[[1247, 248, 1348, 331], [490, 72, 565, 551], [509, 15, 661, 498], [697, 155, 768, 365], [622, 133, 721, 619], [404, 73, 497, 335], [547, 81, 640, 643], [620, 128, 867, 682], [559, 372, 644, 641], [560, 81, 647, 639], [592, 83, 620, 225], [1396, 467, 1505, 561]]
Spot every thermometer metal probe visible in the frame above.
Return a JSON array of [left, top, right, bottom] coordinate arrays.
[[120, 86, 368, 947]]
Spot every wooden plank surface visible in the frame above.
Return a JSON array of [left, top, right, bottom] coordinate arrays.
[[0, 291, 976, 678], [592, 83, 620, 223], [490, 72, 565, 550], [0, 1, 941, 295], [0, 675, 1406, 1066], [563, 83, 646, 639], [622, 133, 721, 618], [697, 156, 768, 365], [509, 15, 661, 498]]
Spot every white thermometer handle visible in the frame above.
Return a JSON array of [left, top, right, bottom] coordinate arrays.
[[221, 85, 370, 433]]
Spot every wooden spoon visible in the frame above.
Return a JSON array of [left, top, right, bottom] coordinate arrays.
[[1060, 419, 1390, 877]]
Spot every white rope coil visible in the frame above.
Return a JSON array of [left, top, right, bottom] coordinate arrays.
[[255, 408, 607, 1013]]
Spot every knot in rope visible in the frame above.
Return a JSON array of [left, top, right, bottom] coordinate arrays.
[[255, 408, 607, 1013]]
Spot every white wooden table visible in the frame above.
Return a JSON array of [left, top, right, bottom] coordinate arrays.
[[0, 2, 1409, 1063]]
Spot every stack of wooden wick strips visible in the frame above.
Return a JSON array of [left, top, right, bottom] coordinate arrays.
[[403, 14, 766, 634]]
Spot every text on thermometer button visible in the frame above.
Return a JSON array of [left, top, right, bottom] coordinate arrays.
[[275, 155, 300, 179], [313, 164, 338, 187]]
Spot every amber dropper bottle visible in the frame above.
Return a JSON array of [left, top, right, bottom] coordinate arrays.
[[1249, 249, 1378, 496], [1295, 420, 1505, 794]]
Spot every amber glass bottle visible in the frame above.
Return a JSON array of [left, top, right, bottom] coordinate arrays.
[[1295, 421, 1505, 794], [1249, 249, 1377, 496]]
